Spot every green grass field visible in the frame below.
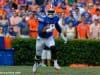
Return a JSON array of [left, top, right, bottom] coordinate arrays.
[[0, 66, 100, 75]]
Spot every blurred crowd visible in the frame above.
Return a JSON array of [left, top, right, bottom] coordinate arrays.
[[0, 0, 100, 40]]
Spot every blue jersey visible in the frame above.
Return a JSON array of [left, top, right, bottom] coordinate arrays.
[[38, 16, 61, 38]]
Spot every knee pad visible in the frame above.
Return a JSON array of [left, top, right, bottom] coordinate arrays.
[[34, 55, 41, 63]]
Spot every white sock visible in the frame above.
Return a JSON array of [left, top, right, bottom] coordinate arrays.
[[54, 60, 58, 66]]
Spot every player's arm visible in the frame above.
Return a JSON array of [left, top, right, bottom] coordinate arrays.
[[38, 22, 49, 33], [55, 17, 61, 33], [55, 23, 61, 33], [42, 25, 50, 32]]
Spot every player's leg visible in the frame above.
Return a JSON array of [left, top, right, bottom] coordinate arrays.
[[35, 38, 43, 63], [33, 38, 43, 72], [41, 49, 47, 67], [45, 36, 61, 70], [50, 46, 61, 70], [41, 45, 51, 67], [46, 50, 51, 66]]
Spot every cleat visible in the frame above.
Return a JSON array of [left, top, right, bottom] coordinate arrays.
[[54, 64, 61, 70], [33, 63, 38, 73]]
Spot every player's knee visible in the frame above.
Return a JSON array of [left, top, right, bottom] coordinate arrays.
[[35, 55, 41, 63]]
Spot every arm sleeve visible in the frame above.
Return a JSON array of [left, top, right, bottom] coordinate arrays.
[[55, 19, 61, 33]]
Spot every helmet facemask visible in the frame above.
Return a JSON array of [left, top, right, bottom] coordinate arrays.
[[47, 9, 55, 18]]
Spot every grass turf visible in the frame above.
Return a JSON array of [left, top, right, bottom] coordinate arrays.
[[0, 66, 100, 75]]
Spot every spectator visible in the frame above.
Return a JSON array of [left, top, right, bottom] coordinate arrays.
[[0, 0, 5, 7], [3, 1, 12, 13], [58, 12, 66, 26], [68, 0, 77, 5], [18, 18, 29, 38], [93, 0, 97, 4], [59, 12, 68, 42], [25, 12, 30, 21], [10, 11, 22, 37], [0, 26, 4, 36], [77, 16, 90, 39], [11, 0, 18, 9], [53, 0, 60, 6], [65, 14, 78, 27], [64, 2, 71, 16], [77, 0, 86, 8], [92, 8, 100, 22], [88, 3, 97, 15], [0, 6, 4, 16], [0, 15, 9, 34], [7, 8, 15, 21], [87, 0, 93, 3], [24, 5, 29, 13], [95, 0, 100, 7], [6, 27, 17, 38], [55, 2, 64, 15], [81, 7, 92, 24], [65, 22, 76, 40], [90, 19, 100, 39], [60, 1, 66, 10], [28, 12, 38, 38], [72, 7, 81, 22], [35, 0, 45, 6]]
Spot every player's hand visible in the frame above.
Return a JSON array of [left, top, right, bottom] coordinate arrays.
[[42, 25, 50, 32]]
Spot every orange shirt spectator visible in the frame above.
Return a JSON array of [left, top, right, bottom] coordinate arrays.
[[88, 3, 97, 15], [0, 7, 4, 16], [28, 13, 38, 38], [55, 6, 64, 15], [89, 7, 96, 15], [77, 23, 90, 39], [0, 0, 5, 7], [15, 0, 18, 4], [65, 5, 71, 16], [87, 0, 93, 3]]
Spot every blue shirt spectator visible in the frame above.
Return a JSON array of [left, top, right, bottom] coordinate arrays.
[[53, 0, 59, 6], [4, 1, 12, 13], [65, 15, 79, 27], [6, 27, 17, 38], [18, 19, 29, 36], [7, 11, 13, 21], [82, 12, 92, 24]]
